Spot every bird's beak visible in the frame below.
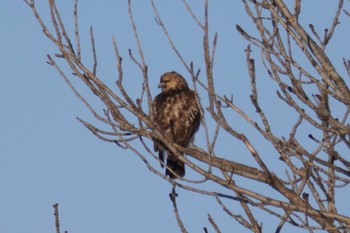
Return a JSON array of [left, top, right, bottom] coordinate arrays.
[[158, 82, 165, 89]]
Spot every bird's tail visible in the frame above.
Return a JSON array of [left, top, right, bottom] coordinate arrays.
[[166, 152, 185, 179]]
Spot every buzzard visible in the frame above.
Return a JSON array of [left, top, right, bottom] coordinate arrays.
[[153, 71, 201, 179]]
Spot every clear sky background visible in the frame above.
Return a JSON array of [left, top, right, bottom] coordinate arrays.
[[1, 1, 350, 233]]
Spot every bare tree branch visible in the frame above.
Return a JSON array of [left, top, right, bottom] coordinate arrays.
[[25, 0, 350, 232]]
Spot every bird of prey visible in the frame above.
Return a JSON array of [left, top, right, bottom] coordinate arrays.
[[153, 71, 201, 178]]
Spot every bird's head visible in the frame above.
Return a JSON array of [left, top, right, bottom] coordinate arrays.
[[158, 71, 189, 92]]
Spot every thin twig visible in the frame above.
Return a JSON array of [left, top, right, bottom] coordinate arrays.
[[208, 214, 221, 233], [53, 203, 61, 233], [181, 0, 204, 29], [73, 0, 81, 61], [90, 26, 97, 76], [170, 187, 188, 233]]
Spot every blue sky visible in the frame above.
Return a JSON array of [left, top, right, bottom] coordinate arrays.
[[1, 1, 350, 233]]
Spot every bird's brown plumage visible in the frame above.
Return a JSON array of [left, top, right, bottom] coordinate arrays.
[[153, 71, 201, 179]]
